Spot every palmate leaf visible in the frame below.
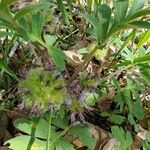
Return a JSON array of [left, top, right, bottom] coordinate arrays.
[[122, 47, 135, 63], [134, 54, 150, 64], [83, 13, 99, 31], [123, 89, 133, 112], [98, 4, 111, 39], [82, 13, 102, 41], [129, 21, 150, 29], [50, 47, 68, 71], [126, 7, 150, 21], [132, 101, 145, 120], [111, 126, 132, 150], [128, 0, 147, 16], [70, 125, 96, 149], [108, 114, 125, 125], [0, 0, 16, 22], [113, 0, 129, 25], [139, 66, 150, 87], [128, 113, 139, 132], [31, 12, 45, 38], [0, 17, 16, 31], [0, 31, 13, 38], [0, 0, 16, 9]]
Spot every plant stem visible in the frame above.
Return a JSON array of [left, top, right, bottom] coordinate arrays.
[[27, 117, 40, 150], [46, 111, 53, 150], [68, 42, 107, 85], [68, 45, 98, 85], [51, 125, 72, 147]]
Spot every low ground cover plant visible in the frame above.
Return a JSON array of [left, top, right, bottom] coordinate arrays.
[[0, 0, 150, 149]]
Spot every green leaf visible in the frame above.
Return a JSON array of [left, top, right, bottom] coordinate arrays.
[[122, 47, 135, 63], [100, 112, 111, 117], [31, 12, 45, 38], [0, 60, 17, 80], [115, 90, 125, 111], [50, 47, 68, 71], [85, 92, 98, 106], [139, 66, 150, 87], [0, 18, 16, 30], [111, 76, 120, 90], [128, 0, 147, 16], [5, 135, 46, 150], [13, 2, 51, 20], [146, 131, 150, 142], [70, 125, 96, 149], [132, 101, 145, 120], [134, 54, 150, 64], [83, 13, 99, 30], [0, 31, 13, 38], [128, 113, 139, 132], [98, 4, 111, 38], [111, 126, 125, 143], [14, 118, 59, 140], [129, 21, 150, 29], [113, 0, 128, 25], [0, 0, 16, 22], [125, 131, 133, 147], [83, 13, 102, 41], [143, 141, 150, 150], [44, 35, 57, 46], [108, 114, 125, 125], [111, 126, 132, 150], [123, 89, 132, 112], [56, 139, 74, 150], [66, 0, 72, 11], [137, 30, 150, 48], [56, 0, 70, 26], [126, 7, 150, 21], [52, 110, 68, 129], [0, 0, 16, 9]]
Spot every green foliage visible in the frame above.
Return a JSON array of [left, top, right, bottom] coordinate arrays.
[[111, 126, 133, 150], [1, 0, 150, 149], [0, 60, 17, 80], [5, 111, 96, 150], [56, 0, 70, 26], [100, 112, 125, 125], [21, 68, 67, 110], [108, 114, 125, 125], [0, 0, 68, 71], [83, 0, 150, 44], [50, 47, 68, 71], [70, 125, 96, 149], [5, 135, 46, 150]]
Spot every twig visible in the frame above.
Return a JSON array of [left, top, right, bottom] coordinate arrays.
[[68, 46, 98, 85]]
